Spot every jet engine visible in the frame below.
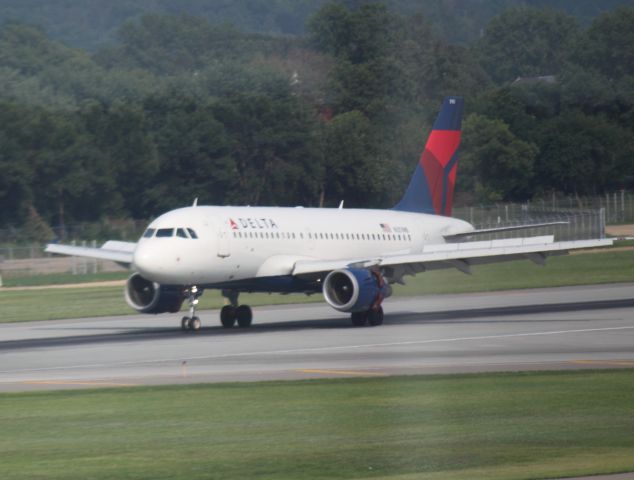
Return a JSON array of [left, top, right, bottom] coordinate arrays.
[[322, 268, 391, 313], [124, 273, 184, 314]]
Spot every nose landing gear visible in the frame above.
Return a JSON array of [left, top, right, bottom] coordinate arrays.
[[181, 286, 203, 331], [179, 288, 254, 331]]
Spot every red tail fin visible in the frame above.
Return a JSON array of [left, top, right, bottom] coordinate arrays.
[[393, 97, 464, 216]]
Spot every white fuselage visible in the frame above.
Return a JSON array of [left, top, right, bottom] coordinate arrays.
[[132, 206, 474, 287]]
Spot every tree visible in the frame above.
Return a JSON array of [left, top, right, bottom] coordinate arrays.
[[308, 3, 396, 64], [211, 91, 319, 206], [318, 110, 394, 207], [21, 206, 55, 242], [459, 114, 538, 202], [0, 102, 34, 225], [535, 111, 634, 195], [573, 7, 634, 80], [141, 95, 234, 213], [80, 101, 159, 218], [476, 7, 580, 84]]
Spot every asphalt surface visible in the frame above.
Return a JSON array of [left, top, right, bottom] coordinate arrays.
[[1, 283, 634, 392]]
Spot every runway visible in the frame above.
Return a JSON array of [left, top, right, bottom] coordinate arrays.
[[1, 283, 634, 392]]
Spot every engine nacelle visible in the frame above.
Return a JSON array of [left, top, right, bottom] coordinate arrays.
[[124, 273, 184, 314], [323, 268, 391, 313]]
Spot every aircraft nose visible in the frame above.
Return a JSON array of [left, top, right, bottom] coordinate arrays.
[[133, 243, 164, 280]]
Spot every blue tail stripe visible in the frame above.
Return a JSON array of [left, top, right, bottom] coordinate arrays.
[[432, 97, 464, 131], [393, 164, 435, 214]]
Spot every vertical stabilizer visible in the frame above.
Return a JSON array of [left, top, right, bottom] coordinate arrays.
[[393, 96, 464, 216]]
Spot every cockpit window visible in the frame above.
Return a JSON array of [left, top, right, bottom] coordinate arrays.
[[187, 228, 198, 239], [176, 228, 188, 238], [156, 228, 174, 238], [143, 228, 155, 238]]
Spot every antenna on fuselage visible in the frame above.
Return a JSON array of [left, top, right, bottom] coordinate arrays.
[[338, 200, 344, 209], [192, 198, 198, 207]]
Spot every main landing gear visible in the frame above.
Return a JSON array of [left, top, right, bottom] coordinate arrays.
[[181, 286, 203, 331], [350, 306, 384, 327], [220, 289, 253, 328]]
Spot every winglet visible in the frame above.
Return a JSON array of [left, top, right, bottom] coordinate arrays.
[[394, 96, 464, 216]]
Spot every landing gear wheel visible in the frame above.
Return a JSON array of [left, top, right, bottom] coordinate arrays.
[[220, 306, 236, 328], [181, 286, 203, 331], [190, 316, 201, 331], [351, 311, 368, 327], [236, 305, 253, 328], [368, 307, 384, 326]]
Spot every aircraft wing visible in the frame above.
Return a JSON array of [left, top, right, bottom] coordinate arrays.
[[292, 236, 613, 282], [443, 222, 568, 242], [45, 240, 136, 267]]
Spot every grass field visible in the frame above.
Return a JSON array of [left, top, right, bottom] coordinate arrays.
[[1, 270, 128, 287], [1, 370, 633, 479], [2, 249, 634, 323]]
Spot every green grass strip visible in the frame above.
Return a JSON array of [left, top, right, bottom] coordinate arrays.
[[2, 249, 634, 323], [1, 370, 633, 479], [1, 271, 129, 287]]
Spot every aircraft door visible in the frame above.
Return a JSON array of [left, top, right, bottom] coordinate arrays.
[[217, 221, 231, 258]]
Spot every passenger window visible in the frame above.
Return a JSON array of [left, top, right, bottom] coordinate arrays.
[[156, 228, 174, 238], [176, 228, 188, 239], [143, 228, 155, 238], [187, 228, 198, 239]]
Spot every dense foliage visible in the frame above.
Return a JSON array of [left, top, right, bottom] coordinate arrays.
[[0, 2, 633, 230], [1, 0, 632, 49]]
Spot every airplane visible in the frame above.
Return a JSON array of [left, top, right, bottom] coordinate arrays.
[[46, 97, 612, 331]]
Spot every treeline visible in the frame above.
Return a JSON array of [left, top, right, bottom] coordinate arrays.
[[0, 3, 633, 231], [1, 0, 631, 50]]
